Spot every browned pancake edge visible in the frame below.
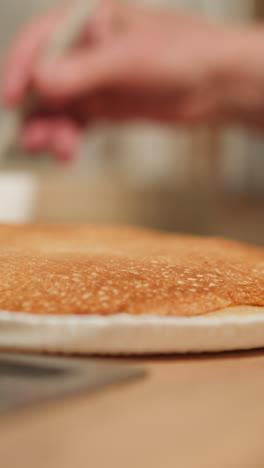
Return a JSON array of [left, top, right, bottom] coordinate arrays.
[[0, 224, 263, 317]]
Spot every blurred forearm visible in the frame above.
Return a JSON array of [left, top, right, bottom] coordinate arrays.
[[3, 1, 264, 161], [213, 24, 264, 128]]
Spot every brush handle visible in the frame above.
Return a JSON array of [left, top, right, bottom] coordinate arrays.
[[0, 0, 97, 161]]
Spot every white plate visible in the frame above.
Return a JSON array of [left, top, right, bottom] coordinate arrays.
[[1, 306, 264, 355]]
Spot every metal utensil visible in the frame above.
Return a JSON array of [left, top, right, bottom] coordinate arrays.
[[0, 0, 97, 161], [0, 352, 145, 416]]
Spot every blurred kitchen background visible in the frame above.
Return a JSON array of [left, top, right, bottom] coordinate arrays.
[[0, 0, 264, 245]]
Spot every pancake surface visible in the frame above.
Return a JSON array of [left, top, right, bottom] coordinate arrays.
[[0, 224, 263, 317]]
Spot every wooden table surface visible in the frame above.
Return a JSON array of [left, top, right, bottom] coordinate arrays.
[[1, 351, 264, 468]]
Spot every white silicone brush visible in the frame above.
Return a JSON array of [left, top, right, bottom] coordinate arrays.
[[0, 0, 97, 161]]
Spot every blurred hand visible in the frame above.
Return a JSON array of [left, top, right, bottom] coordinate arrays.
[[1, 0, 261, 162]]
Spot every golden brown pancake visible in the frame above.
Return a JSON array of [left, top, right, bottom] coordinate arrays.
[[0, 224, 263, 317]]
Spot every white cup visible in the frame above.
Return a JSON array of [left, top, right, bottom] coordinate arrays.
[[0, 172, 37, 223]]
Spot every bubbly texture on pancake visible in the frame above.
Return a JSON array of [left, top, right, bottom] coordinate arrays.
[[0, 224, 263, 317]]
